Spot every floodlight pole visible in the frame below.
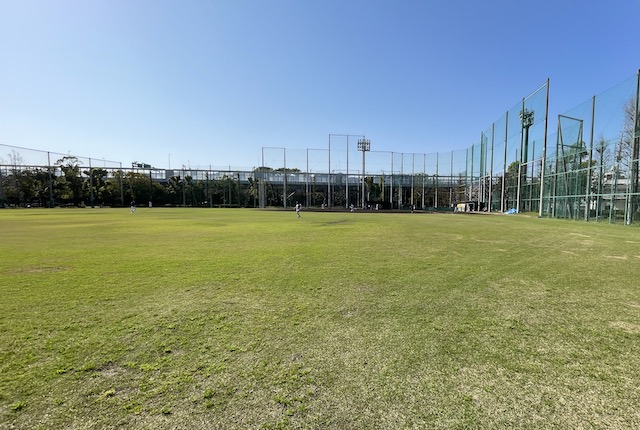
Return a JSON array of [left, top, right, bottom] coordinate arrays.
[[358, 138, 371, 209], [328, 135, 331, 208], [517, 104, 535, 212]]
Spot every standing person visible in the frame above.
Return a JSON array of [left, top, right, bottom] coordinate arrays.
[[130, 199, 136, 213], [295, 202, 301, 218]]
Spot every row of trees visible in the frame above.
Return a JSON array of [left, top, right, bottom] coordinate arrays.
[[0, 156, 260, 208]]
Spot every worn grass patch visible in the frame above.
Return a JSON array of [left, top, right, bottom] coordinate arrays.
[[1, 208, 640, 429]]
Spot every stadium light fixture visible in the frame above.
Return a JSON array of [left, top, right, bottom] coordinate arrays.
[[517, 107, 535, 212], [358, 138, 371, 209]]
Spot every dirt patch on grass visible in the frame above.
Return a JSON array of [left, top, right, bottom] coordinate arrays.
[[98, 363, 128, 378], [610, 321, 640, 334], [319, 220, 349, 226], [6, 266, 68, 275], [569, 233, 591, 238]]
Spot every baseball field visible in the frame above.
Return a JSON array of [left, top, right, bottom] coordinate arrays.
[[1, 208, 639, 429]]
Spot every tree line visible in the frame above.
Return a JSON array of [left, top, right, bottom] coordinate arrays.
[[0, 156, 260, 208]]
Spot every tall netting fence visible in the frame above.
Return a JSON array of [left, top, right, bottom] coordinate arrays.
[[542, 74, 640, 224], [260, 71, 637, 226], [2, 71, 639, 223]]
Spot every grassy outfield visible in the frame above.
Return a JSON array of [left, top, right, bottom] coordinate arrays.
[[1, 208, 640, 429]]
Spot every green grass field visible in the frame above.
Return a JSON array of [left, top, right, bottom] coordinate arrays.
[[1, 208, 640, 429]]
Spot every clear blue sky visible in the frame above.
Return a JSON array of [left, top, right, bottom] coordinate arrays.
[[1, 0, 638, 170]]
